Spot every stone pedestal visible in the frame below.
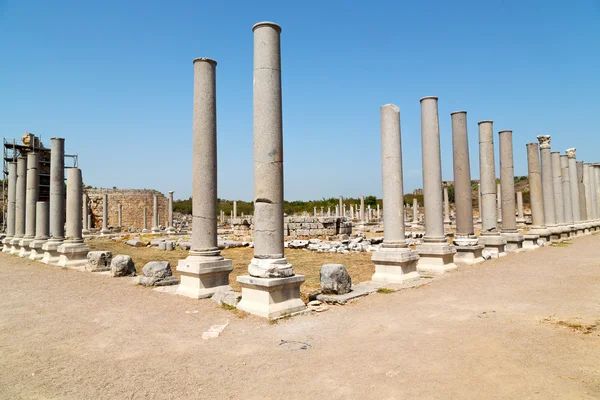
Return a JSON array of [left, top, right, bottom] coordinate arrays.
[[416, 242, 457, 275], [29, 201, 49, 261], [41, 239, 62, 265], [372, 246, 420, 283], [236, 275, 306, 319], [529, 227, 551, 245], [57, 242, 90, 268], [478, 234, 507, 258], [177, 256, 234, 298], [453, 237, 485, 265], [57, 168, 89, 268], [501, 232, 524, 253], [522, 234, 540, 251]]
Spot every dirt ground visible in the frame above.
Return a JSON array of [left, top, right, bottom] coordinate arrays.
[[1, 235, 599, 399]]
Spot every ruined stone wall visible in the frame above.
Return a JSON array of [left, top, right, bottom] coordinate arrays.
[[232, 216, 352, 238], [85, 189, 168, 231]]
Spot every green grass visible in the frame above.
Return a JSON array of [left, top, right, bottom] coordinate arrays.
[[377, 288, 396, 294]]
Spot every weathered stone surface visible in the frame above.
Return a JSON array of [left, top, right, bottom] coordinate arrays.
[[111, 255, 137, 277], [158, 241, 175, 251], [86, 251, 112, 272], [320, 264, 352, 295], [126, 239, 143, 247], [142, 261, 172, 278], [139, 275, 178, 287], [211, 290, 242, 307], [289, 240, 309, 249]]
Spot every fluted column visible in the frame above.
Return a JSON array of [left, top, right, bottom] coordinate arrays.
[[412, 198, 418, 224], [576, 161, 588, 233]]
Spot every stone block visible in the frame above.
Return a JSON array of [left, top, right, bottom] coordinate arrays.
[[86, 251, 113, 272], [111, 255, 137, 277], [320, 264, 352, 295]]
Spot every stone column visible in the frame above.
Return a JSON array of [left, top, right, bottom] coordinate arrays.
[[551, 152, 568, 239], [19, 153, 39, 257], [177, 57, 234, 300], [583, 164, 594, 224], [416, 97, 456, 274], [560, 155, 575, 235], [10, 157, 27, 254], [577, 161, 590, 233], [516, 192, 525, 225], [338, 196, 343, 218], [29, 201, 49, 261], [412, 198, 419, 225], [335, 205, 339, 217], [101, 194, 110, 235], [537, 135, 560, 241], [499, 130, 523, 251], [450, 111, 483, 264], [313, 207, 317, 217], [237, 22, 305, 319], [349, 205, 353, 219], [477, 184, 482, 224], [151, 194, 160, 233], [372, 104, 419, 283], [2, 162, 17, 252], [443, 187, 451, 226], [41, 138, 65, 264], [525, 143, 550, 245], [376, 203, 380, 220], [360, 195, 365, 223], [142, 207, 148, 232], [588, 163, 599, 224], [496, 183, 502, 224], [566, 148, 583, 234], [118, 204, 123, 227], [343, 204, 346, 218], [320, 206, 324, 217], [166, 191, 175, 233], [327, 206, 331, 217], [477, 121, 506, 257], [233, 200, 237, 219], [82, 193, 90, 235], [57, 168, 90, 267], [595, 166, 600, 220]]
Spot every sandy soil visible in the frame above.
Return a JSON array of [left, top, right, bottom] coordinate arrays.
[[1, 236, 599, 399]]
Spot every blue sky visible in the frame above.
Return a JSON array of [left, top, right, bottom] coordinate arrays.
[[1, 0, 598, 201]]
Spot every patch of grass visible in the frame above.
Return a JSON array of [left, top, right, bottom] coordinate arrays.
[[220, 303, 236, 311], [551, 241, 572, 247], [541, 316, 597, 334], [377, 288, 396, 294]]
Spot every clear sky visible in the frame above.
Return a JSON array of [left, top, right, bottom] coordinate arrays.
[[1, 0, 598, 201]]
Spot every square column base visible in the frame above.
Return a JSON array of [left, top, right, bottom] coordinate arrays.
[[529, 227, 551, 245], [57, 242, 91, 268], [176, 257, 234, 299], [41, 240, 64, 265], [371, 247, 420, 284], [236, 275, 306, 319], [478, 234, 507, 258], [522, 234, 540, 251], [416, 242, 457, 275], [9, 237, 23, 255], [453, 244, 485, 265], [2, 237, 13, 253], [501, 232, 525, 253], [18, 238, 34, 258], [29, 239, 48, 261]]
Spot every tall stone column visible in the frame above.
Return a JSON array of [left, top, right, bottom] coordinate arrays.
[[142, 208, 148, 232], [101, 194, 110, 235], [338, 196, 343, 219], [11, 157, 27, 255], [151, 194, 160, 233], [166, 191, 175, 233], [537, 135, 560, 241], [327, 206, 331, 217], [566, 148, 583, 234], [551, 152, 569, 240], [335, 205, 339, 217], [476, 184, 482, 224], [496, 183, 502, 224], [57, 168, 90, 267], [577, 161, 590, 234], [477, 121, 506, 257], [41, 138, 66, 264], [176, 58, 233, 299], [118, 204, 123, 227], [498, 130, 523, 252], [560, 155, 575, 236], [583, 164, 594, 224], [233, 200, 237, 219], [516, 192, 525, 225], [443, 187, 451, 226], [416, 97, 456, 274], [19, 153, 39, 257], [371, 104, 420, 283], [525, 143, 550, 245], [360, 195, 365, 223], [29, 201, 49, 261], [588, 163, 599, 224], [595, 166, 600, 220], [2, 162, 17, 252], [82, 193, 90, 235], [237, 22, 305, 319], [450, 111, 483, 264]]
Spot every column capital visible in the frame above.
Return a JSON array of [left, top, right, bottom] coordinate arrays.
[[536, 135, 551, 149], [566, 148, 577, 158]]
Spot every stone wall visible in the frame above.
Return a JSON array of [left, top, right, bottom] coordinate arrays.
[[232, 216, 352, 238], [85, 189, 168, 231]]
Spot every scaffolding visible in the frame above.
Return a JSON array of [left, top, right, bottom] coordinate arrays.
[[2, 133, 78, 231]]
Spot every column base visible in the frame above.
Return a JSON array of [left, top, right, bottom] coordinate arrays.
[[371, 246, 420, 284], [100, 229, 111, 236], [236, 275, 306, 319], [416, 242, 457, 275], [2, 237, 13, 253], [566, 225, 577, 239], [57, 241, 91, 268], [557, 225, 570, 240], [18, 238, 34, 258], [453, 241, 485, 265], [29, 238, 48, 261], [547, 225, 562, 243], [176, 256, 234, 299], [478, 234, 507, 258], [248, 257, 293, 278], [151, 228, 161, 234], [166, 227, 176, 234], [9, 237, 23, 255], [522, 234, 540, 250], [501, 232, 525, 253], [41, 239, 64, 265], [529, 227, 551, 245]]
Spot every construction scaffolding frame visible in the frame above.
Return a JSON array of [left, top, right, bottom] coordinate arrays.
[[2, 134, 78, 232]]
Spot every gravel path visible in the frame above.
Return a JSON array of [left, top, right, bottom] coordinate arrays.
[[1, 236, 599, 399]]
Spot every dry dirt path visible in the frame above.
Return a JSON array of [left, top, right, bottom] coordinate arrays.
[[1, 236, 599, 399]]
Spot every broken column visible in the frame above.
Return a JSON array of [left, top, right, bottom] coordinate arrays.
[[142, 207, 148, 233], [29, 201, 49, 261], [566, 148, 584, 235], [499, 130, 523, 252], [151, 194, 160, 233], [537, 135, 561, 241], [551, 152, 569, 240], [477, 121, 506, 257], [560, 154, 575, 237], [176, 57, 234, 299], [101, 194, 110, 235], [82, 193, 90, 235], [2, 162, 17, 253], [360, 195, 365, 224], [41, 138, 65, 264], [416, 96, 456, 274], [10, 157, 27, 255], [450, 111, 483, 264], [525, 142, 551, 246], [19, 153, 39, 257], [371, 104, 420, 283], [477, 184, 482, 224], [237, 22, 305, 318], [516, 191, 526, 226], [57, 168, 90, 267], [166, 191, 175, 233]]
